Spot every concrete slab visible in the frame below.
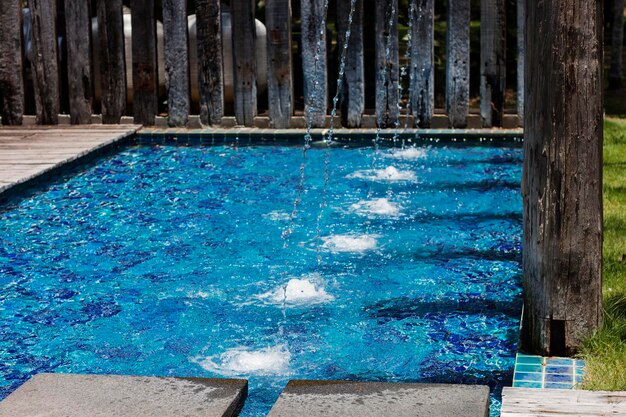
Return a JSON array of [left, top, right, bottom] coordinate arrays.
[[0, 373, 247, 417], [267, 380, 489, 417]]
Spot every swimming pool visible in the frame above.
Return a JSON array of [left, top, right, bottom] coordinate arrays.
[[0, 141, 523, 416]]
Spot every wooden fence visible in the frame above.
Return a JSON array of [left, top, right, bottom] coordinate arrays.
[[0, 0, 524, 129]]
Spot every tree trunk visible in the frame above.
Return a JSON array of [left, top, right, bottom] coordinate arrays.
[[337, 0, 364, 128], [196, 0, 223, 126], [375, 0, 399, 128], [65, 0, 93, 124], [409, 0, 434, 128], [29, 0, 60, 125], [480, 0, 506, 127], [131, 0, 158, 126], [231, 0, 257, 127], [300, 0, 327, 128], [445, 0, 469, 128], [163, 0, 190, 127], [522, 0, 603, 356], [609, 0, 624, 89], [97, 0, 126, 124], [266, 0, 292, 128], [517, 0, 525, 126], [0, 0, 24, 125]]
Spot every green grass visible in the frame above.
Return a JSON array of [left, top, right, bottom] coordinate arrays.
[[579, 117, 626, 391]]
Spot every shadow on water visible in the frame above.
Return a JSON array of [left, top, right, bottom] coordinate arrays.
[[417, 179, 521, 192]]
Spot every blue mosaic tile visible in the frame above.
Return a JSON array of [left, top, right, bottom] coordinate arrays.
[[515, 364, 543, 373], [544, 382, 574, 389], [545, 365, 573, 374], [545, 373, 574, 383], [516, 354, 543, 365], [514, 381, 543, 389], [547, 358, 574, 366], [514, 372, 544, 382]]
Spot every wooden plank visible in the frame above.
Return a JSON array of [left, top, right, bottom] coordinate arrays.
[[522, 0, 603, 355], [64, 0, 93, 124], [231, 0, 257, 127], [196, 0, 223, 126], [163, 0, 190, 127], [501, 388, 626, 416], [480, 0, 506, 127], [131, 0, 158, 126], [375, 0, 399, 128], [445, 0, 470, 128], [0, 0, 25, 125], [28, 0, 60, 125], [609, 0, 624, 89], [409, 0, 434, 128], [266, 0, 293, 129], [516, 0, 525, 125], [300, 0, 327, 128], [97, 0, 126, 124], [337, 0, 364, 128]]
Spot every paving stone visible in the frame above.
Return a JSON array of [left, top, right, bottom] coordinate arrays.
[[267, 380, 489, 417], [0, 373, 247, 417]]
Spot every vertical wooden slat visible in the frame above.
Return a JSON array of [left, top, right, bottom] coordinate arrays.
[[97, 0, 126, 124], [196, 0, 223, 126], [480, 0, 506, 127], [337, 0, 364, 128], [522, 0, 603, 355], [231, 0, 257, 127], [516, 0, 525, 125], [609, 0, 624, 89], [28, 0, 60, 125], [410, 0, 434, 128], [375, 0, 399, 128], [131, 0, 158, 126], [64, 0, 92, 124], [163, 0, 190, 127], [266, 0, 293, 129], [301, 0, 327, 128], [445, 0, 470, 128], [0, 0, 24, 125]]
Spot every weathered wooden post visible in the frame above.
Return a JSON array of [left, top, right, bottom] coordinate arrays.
[[609, 0, 624, 89], [29, 0, 60, 125], [409, 0, 434, 128], [131, 0, 158, 126], [231, 0, 257, 127], [196, 0, 223, 126], [163, 0, 190, 127], [337, 0, 364, 128], [0, 0, 24, 125], [517, 0, 525, 126], [97, 0, 126, 124], [266, 0, 293, 129], [522, 0, 603, 356], [446, 0, 470, 128], [64, 0, 93, 124], [375, 0, 399, 128], [480, 0, 506, 127], [301, 0, 327, 128]]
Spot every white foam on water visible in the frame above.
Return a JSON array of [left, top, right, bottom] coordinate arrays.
[[193, 345, 291, 376], [259, 273, 334, 306], [321, 234, 379, 253], [263, 210, 291, 221], [349, 198, 402, 217], [347, 166, 416, 182], [385, 147, 427, 160]]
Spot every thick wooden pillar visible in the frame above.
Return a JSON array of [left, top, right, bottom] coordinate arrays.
[[29, 0, 60, 125], [97, 0, 126, 124], [522, 0, 603, 356], [409, 0, 434, 128], [337, 0, 364, 128], [266, 0, 293, 129], [231, 0, 257, 127], [446, 0, 469, 128], [375, 0, 399, 128], [163, 0, 190, 127], [517, 0, 525, 125], [64, 0, 93, 124], [301, 0, 327, 128], [480, 0, 506, 127], [131, 0, 158, 126], [609, 0, 624, 89], [0, 0, 24, 125], [196, 0, 223, 126]]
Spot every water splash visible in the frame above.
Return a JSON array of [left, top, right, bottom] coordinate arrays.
[[347, 166, 417, 182], [321, 234, 379, 253], [259, 274, 334, 306], [193, 345, 291, 376], [349, 198, 403, 218], [385, 147, 427, 160]]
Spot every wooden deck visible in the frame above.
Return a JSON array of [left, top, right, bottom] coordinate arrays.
[[0, 125, 139, 199], [501, 387, 626, 416]]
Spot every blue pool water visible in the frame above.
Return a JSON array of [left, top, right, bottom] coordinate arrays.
[[0, 142, 523, 416]]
